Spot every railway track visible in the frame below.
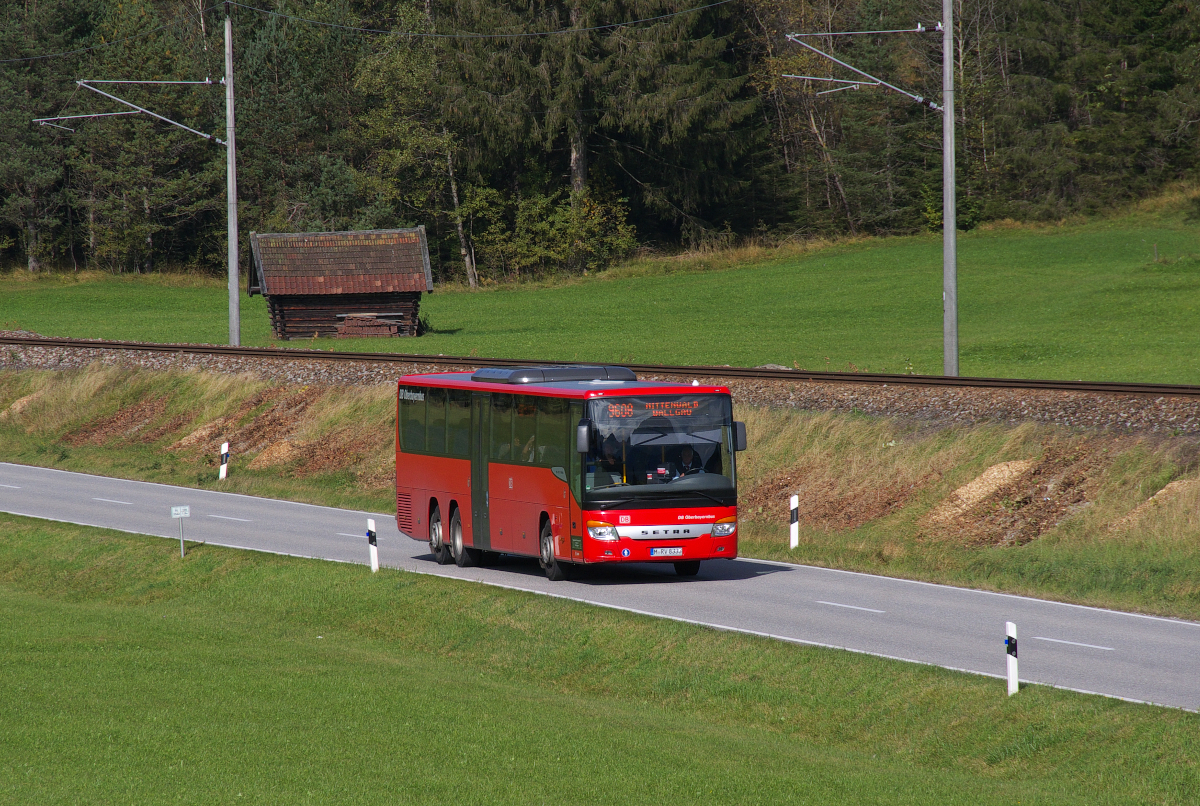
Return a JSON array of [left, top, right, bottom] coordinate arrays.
[[2, 334, 1198, 398]]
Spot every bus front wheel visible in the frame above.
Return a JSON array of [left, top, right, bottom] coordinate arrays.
[[539, 521, 572, 581], [450, 509, 479, 567], [429, 506, 452, 565]]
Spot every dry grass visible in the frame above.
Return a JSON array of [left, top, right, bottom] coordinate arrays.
[[0, 366, 398, 511], [735, 408, 1046, 529], [736, 406, 1200, 547]]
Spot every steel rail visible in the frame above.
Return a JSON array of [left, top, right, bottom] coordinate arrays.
[[2, 335, 1198, 398]]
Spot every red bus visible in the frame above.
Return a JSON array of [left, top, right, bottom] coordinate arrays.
[[395, 365, 746, 579]]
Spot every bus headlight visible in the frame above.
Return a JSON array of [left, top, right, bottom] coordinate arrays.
[[586, 521, 619, 540], [712, 520, 737, 537]]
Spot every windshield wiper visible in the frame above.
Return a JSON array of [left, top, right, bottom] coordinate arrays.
[[590, 482, 632, 490], [632, 488, 731, 506], [677, 489, 729, 505], [590, 497, 634, 508]]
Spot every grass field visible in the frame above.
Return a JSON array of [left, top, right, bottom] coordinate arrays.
[[3, 515, 1198, 804], [2, 191, 1198, 382]]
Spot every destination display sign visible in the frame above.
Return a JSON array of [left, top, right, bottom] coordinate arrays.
[[605, 399, 703, 419]]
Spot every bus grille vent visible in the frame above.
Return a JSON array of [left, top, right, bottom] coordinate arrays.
[[396, 492, 413, 533]]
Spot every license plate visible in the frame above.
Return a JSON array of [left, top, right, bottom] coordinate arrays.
[[650, 547, 684, 557]]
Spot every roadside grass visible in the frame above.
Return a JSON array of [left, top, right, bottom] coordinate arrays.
[[4, 365, 1200, 619], [2, 514, 1197, 805], [2, 188, 1199, 382]]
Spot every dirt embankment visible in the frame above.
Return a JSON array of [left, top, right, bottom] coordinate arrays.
[[736, 406, 1200, 547], [0, 367, 396, 495]]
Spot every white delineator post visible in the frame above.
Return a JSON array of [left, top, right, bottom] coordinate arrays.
[[789, 494, 799, 549], [1006, 621, 1019, 696], [219, 442, 230, 480], [367, 518, 379, 573]]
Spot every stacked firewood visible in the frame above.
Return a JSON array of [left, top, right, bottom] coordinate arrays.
[[336, 315, 406, 338]]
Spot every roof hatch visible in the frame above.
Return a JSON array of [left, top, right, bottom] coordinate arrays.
[[470, 365, 637, 384]]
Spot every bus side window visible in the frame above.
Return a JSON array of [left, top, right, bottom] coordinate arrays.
[[447, 389, 471, 457], [490, 394, 513, 460], [537, 396, 568, 467], [514, 395, 538, 463], [401, 388, 426, 452], [426, 388, 447, 454]]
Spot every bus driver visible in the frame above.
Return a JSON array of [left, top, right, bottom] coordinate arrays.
[[676, 444, 703, 477]]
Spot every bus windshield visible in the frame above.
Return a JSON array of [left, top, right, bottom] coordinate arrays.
[[584, 394, 735, 502]]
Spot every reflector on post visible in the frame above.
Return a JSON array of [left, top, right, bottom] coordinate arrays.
[[789, 495, 799, 549], [1005, 621, 1018, 696], [367, 518, 379, 573]]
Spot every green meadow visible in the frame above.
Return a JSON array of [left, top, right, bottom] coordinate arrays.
[[2, 193, 1198, 382], [2, 514, 1198, 805]]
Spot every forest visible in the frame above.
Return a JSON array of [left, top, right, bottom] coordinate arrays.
[[2, 0, 1198, 283]]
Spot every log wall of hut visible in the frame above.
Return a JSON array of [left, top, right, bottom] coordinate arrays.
[[267, 292, 422, 339]]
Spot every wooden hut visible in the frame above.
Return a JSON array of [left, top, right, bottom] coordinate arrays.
[[248, 227, 433, 339]]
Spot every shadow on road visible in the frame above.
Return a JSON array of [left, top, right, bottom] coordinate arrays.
[[412, 551, 790, 585]]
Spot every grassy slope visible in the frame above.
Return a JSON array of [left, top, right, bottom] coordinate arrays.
[[2, 515, 1198, 805], [2, 194, 1198, 382]]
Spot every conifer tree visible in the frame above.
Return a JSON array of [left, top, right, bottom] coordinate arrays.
[[0, 0, 94, 270]]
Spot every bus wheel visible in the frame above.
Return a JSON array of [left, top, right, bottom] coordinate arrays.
[[450, 509, 478, 567], [673, 560, 701, 577], [539, 521, 571, 581], [429, 506, 452, 565]]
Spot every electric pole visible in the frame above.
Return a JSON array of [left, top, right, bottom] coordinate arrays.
[[224, 2, 241, 347], [942, 0, 957, 376]]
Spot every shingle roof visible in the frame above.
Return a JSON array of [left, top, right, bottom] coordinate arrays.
[[249, 227, 433, 296]]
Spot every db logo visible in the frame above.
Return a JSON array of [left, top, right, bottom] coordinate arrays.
[[619, 515, 631, 524]]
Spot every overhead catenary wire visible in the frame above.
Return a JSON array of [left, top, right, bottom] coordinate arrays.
[[787, 24, 940, 37]]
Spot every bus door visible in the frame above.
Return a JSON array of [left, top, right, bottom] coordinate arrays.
[[470, 393, 491, 550]]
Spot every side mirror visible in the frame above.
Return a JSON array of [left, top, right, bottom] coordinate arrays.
[[576, 419, 593, 453], [733, 421, 747, 452]]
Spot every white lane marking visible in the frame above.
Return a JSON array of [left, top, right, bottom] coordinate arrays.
[[92, 497, 133, 505], [739, 556, 1200, 629], [0, 462, 390, 516], [337, 533, 366, 538], [205, 514, 252, 522], [816, 600, 886, 614], [0, 484, 21, 489], [431, 574, 1194, 713], [1034, 636, 1115, 651]]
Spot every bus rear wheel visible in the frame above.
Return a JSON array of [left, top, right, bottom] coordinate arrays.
[[539, 521, 571, 581], [450, 509, 479, 567], [673, 560, 701, 577], [429, 506, 452, 565]]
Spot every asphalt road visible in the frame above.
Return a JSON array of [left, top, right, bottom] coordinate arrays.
[[3, 461, 1197, 711]]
